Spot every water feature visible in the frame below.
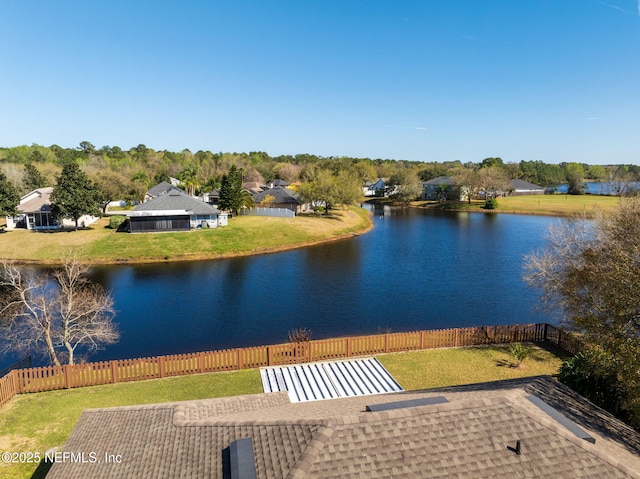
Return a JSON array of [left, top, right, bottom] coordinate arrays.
[[79, 206, 560, 363]]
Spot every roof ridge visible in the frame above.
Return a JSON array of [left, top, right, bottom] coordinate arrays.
[[509, 396, 640, 479], [285, 424, 336, 479]]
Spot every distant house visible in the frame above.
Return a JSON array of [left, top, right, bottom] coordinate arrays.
[[129, 188, 227, 232], [510, 179, 545, 196], [47, 376, 640, 478], [252, 187, 309, 214], [269, 178, 291, 188], [5, 187, 98, 231], [422, 176, 462, 201], [144, 181, 179, 202], [363, 178, 386, 197], [242, 181, 268, 195]]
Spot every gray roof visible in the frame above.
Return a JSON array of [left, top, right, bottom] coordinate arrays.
[[146, 181, 178, 198], [511, 179, 544, 190], [17, 187, 54, 213], [253, 187, 301, 205], [134, 189, 219, 216], [46, 376, 640, 479], [423, 176, 456, 186]]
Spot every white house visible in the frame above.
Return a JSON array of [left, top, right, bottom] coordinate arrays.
[[5, 187, 98, 231]]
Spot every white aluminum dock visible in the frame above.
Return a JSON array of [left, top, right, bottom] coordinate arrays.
[[260, 357, 404, 403]]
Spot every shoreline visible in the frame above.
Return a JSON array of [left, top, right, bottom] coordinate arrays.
[[0, 208, 374, 266]]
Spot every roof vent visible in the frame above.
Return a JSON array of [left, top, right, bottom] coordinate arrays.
[[526, 395, 595, 444], [224, 437, 257, 479], [507, 440, 521, 455], [366, 396, 448, 412]]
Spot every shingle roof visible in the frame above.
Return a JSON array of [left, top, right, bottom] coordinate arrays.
[[511, 179, 544, 190], [423, 176, 456, 186], [46, 376, 640, 479], [17, 187, 54, 213], [253, 187, 301, 205], [133, 189, 219, 216], [146, 181, 177, 198]]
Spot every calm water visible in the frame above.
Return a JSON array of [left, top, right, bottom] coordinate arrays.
[[78, 206, 558, 363]]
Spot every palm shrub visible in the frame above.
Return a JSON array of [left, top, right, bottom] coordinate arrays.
[[510, 342, 530, 367]]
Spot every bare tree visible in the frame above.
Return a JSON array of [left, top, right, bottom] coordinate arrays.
[[524, 199, 640, 425], [0, 254, 118, 366]]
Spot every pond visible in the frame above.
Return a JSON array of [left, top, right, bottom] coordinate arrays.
[[80, 206, 559, 363]]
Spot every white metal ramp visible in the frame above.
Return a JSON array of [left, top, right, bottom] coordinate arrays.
[[260, 357, 403, 403]]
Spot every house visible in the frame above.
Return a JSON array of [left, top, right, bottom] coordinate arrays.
[[363, 178, 386, 197], [129, 188, 227, 232], [5, 187, 98, 231], [422, 176, 462, 201], [46, 376, 640, 478], [144, 181, 179, 202], [242, 181, 268, 195], [510, 179, 545, 196], [252, 187, 309, 214], [269, 178, 291, 189]]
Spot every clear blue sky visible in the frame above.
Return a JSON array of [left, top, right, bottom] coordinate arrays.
[[1, 0, 639, 164]]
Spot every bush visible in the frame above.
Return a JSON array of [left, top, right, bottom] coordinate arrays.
[[558, 349, 629, 423], [483, 197, 499, 209], [108, 215, 126, 229], [509, 342, 530, 367]]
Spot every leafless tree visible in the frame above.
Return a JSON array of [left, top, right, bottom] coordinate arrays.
[[0, 254, 118, 366], [524, 199, 640, 424]]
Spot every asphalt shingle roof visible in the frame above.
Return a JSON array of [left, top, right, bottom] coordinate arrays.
[[133, 189, 219, 216], [46, 377, 640, 479]]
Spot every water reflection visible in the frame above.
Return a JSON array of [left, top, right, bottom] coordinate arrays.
[[76, 207, 557, 362]]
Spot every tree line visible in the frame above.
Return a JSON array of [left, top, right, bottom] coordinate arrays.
[[1, 143, 638, 208]]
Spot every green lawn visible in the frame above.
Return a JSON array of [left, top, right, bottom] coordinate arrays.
[[0, 206, 371, 264], [0, 343, 565, 479], [412, 194, 620, 218]]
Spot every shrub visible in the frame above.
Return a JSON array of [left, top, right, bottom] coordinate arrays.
[[558, 348, 629, 422], [483, 197, 499, 209], [509, 342, 530, 367], [108, 215, 126, 229]]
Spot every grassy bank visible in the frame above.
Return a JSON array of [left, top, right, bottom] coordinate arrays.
[[411, 194, 620, 218], [0, 344, 564, 479], [0, 206, 371, 264]]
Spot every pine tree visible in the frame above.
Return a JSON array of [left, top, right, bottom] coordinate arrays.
[[51, 162, 101, 230], [23, 163, 46, 192], [0, 172, 20, 217]]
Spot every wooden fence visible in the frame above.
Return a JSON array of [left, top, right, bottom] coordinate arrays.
[[0, 322, 578, 409]]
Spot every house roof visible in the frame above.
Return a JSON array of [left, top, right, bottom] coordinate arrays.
[[253, 187, 301, 205], [145, 181, 179, 198], [423, 176, 456, 186], [46, 376, 640, 479], [17, 187, 55, 213], [133, 189, 219, 216], [511, 179, 544, 191]]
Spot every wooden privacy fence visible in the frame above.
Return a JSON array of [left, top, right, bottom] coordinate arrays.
[[0, 322, 577, 409]]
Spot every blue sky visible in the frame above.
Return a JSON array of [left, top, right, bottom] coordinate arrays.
[[1, 0, 639, 164]]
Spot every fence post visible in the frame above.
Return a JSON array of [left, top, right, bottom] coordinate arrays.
[[543, 323, 548, 341], [346, 337, 352, 357], [237, 348, 243, 370], [420, 331, 426, 350], [455, 328, 460, 347], [198, 352, 205, 373], [158, 356, 166, 379], [384, 334, 389, 353], [307, 342, 313, 363], [110, 361, 119, 384], [64, 365, 72, 389], [11, 369, 21, 394], [267, 346, 272, 366]]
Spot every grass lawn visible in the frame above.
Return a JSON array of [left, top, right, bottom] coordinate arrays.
[[377, 343, 567, 390], [412, 194, 620, 218], [0, 206, 371, 264], [0, 343, 565, 479]]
